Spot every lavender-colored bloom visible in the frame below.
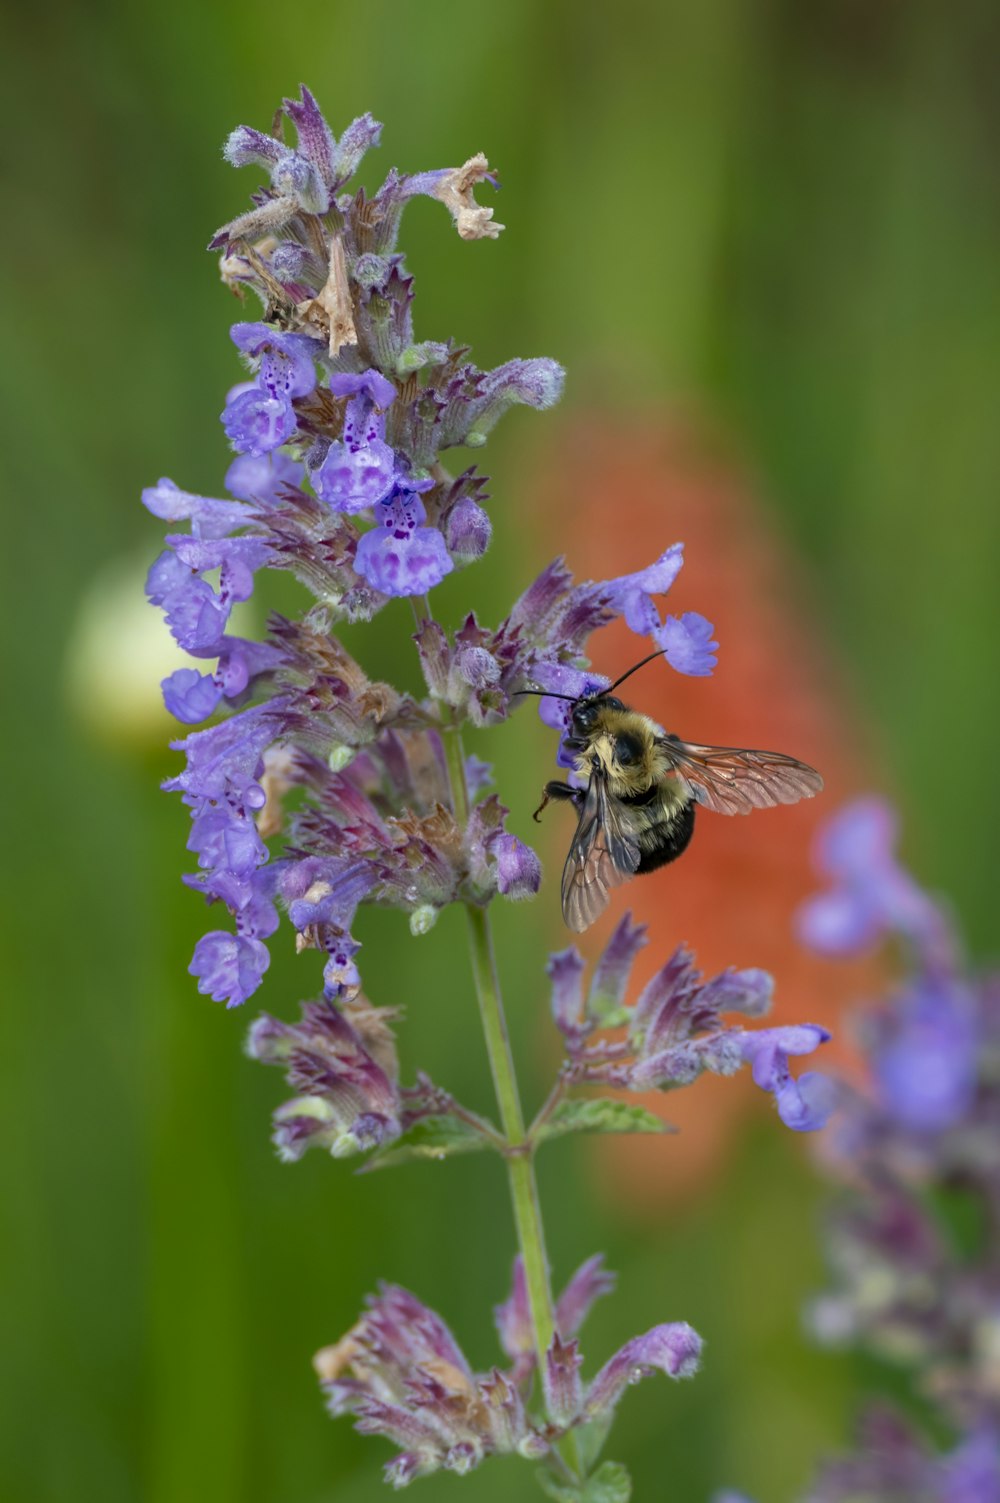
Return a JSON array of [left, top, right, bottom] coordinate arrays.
[[655, 609, 719, 676], [584, 1322, 703, 1422], [494, 833, 541, 900], [551, 931, 834, 1133], [224, 450, 303, 503], [247, 998, 400, 1160], [797, 796, 952, 968], [739, 1026, 837, 1131], [161, 668, 223, 724], [494, 1253, 617, 1385], [221, 385, 298, 456], [355, 490, 454, 597], [314, 371, 400, 513], [872, 975, 978, 1134], [230, 321, 320, 400], [314, 1283, 548, 1486], [604, 543, 685, 635], [142, 476, 254, 538], [190, 931, 269, 1008], [555, 1254, 617, 1338], [444, 496, 492, 562], [543, 1335, 584, 1427]]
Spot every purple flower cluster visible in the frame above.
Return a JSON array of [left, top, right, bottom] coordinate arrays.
[[143, 91, 722, 1011], [794, 800, 1000, 1499], [314, 1257, 700, 1487], [546, 914, 835, 1133]]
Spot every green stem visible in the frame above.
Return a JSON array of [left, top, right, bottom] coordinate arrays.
[[441, 715, 582, 1480]]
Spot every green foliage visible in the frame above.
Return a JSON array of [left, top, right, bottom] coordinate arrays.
[[362, 1114, 496, 1170], [537, 1460, 632, 1503], [535, 1098, 671, 1145]]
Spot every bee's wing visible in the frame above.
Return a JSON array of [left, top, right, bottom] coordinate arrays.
[[659, 736, 823, 816], [561, 772, 641, 933]]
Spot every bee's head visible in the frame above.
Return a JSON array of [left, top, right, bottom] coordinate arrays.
[[567, 693, 622, 742]]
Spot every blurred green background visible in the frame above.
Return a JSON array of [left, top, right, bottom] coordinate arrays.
[[3, 2, 998, 1499]]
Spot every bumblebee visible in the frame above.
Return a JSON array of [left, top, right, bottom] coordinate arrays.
[[523, 650, 823, 932]]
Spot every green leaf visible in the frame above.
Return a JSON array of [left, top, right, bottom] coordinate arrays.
[[360, 1115, 496, 1171], [535, 1461, 633, 1503], [535, 1470, 582, 1503], [534, 1098, 672, 1146], [583, 1461, 632, 1503]]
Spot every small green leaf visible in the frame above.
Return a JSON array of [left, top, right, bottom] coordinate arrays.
[[535, 1469, 582, 1503], [535, 1098, 671, 1145], [583, 1461, 632, 1503], [361, 1115, 496, 1171]]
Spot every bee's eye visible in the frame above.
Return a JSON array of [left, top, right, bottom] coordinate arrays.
[[615, 732, 642, 767], [573, 703, 596, 731]]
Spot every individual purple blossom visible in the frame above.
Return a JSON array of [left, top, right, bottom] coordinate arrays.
[[221, 383, 299, 456], [797, 796, 954, 969], [355, 488, 453, 597], [230, 321, 320, 400], [190, 931, 269, 1008], [870, 974, 978, 1134], [603, 542, 718, 675], [493, 833, 541, 899], [314, 370, 399, 513], [582, 1322, 704, 1422]]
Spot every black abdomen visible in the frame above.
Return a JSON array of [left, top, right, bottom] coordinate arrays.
[[636, 800, 696, 873]]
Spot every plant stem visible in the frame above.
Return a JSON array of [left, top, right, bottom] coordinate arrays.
[[441, 713, 582, 1480]]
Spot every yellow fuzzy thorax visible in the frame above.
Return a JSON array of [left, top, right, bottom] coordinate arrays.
[[572, 718, 681, 802]]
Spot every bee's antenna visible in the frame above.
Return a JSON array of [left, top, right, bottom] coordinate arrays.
[[511, 688, 578, 701], [607, 647, 668, 693]]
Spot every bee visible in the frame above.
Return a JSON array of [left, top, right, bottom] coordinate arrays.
[[521, 650, 823, 932]]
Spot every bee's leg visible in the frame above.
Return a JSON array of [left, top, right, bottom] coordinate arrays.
[[532, 781, 583, 822]]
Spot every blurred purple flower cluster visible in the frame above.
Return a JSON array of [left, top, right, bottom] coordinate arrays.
[[797, 800, 998, 1500]]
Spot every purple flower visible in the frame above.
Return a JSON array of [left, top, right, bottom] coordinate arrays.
[[739, 1025, 837, 1131], [314, 1284, 548, 1486], [604, 543, 685, 635], [654, 610, 719, 676], [355, 490, 454, 597], [494, 833, 541, 900], [871, 976, 978, 1134], [161, 668, 223, 724], [142, 477, 253, 538], [247, 998, 401, 1160], [445, 496, 492, 562], [230, 321, 319, 400], [190, 931, 270, 1008], [584, 1322, 703, 1422], [798, 797, 953, 968], [314, 371, 400, 513], [221, 385, 298, 456], [542, 1335, 583, 1427], [602, 545, 718, 675], [224, 450, 303, 503]]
